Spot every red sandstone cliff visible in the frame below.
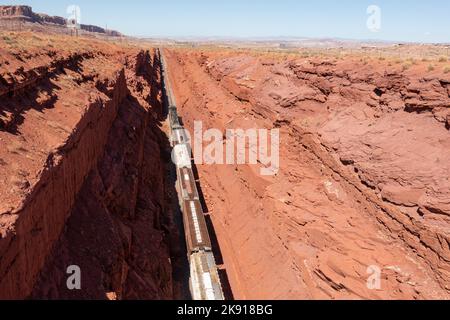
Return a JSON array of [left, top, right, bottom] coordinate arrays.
[[31, 51, 173, 299], [0, 5, 34, 19], [0, 5, 122, 36], [0, 33, 174, 299], [165, 49, 450, 299]]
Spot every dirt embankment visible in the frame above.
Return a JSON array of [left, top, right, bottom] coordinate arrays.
[[0, 34, 174, 299], [165, 48, 450, 300]]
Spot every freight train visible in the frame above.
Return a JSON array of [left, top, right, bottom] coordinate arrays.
[[159, 49, 225, 301]]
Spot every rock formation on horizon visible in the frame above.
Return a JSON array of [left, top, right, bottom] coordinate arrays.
[[0, 5, 122, 36]]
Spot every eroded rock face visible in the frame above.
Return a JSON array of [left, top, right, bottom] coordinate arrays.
[[0, 6, 65, 25], [36, 14, 66, 26], [0, 5, 122, 36], [31, 51, 172, 299], [0, 33, 173, 299], [165, 49, 450, 299], [0, 6, 34, 19]]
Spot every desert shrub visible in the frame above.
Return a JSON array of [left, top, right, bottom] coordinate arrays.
[[428, 64, 435, 72], [2, 35, 17, 45], [439, 56, 448, 63], [444, 66, 450, 74], [402, 63, 411, 71]]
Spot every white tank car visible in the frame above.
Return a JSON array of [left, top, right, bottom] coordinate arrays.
[[172, 127, 189, 146], [190, 251, 225, 300], [173, 143, 192, 169]]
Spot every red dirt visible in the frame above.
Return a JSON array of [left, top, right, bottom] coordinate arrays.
[[165, 48, 450, 300]]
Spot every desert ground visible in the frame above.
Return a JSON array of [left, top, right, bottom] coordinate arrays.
[[0, 27, 449, 299]]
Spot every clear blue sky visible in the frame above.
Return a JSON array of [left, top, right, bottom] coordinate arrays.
[[2, 0, 450, 42]]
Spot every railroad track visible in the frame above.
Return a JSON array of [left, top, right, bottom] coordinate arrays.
[[159, 49, 225, 301]]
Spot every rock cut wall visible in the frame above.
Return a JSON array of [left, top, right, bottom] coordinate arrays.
[[0, 69, 127, 299]]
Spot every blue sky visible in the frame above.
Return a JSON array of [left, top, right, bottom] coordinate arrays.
[[2, 0, 450, 42]]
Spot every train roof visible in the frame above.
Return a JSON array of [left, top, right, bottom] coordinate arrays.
[[173, 143, 192, 168], [182, 199, 212, 253], [178, 167, 199, 200]]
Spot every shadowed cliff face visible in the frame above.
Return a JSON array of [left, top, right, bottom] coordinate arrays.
[[165, 49, 450, 300], [0, 45, 127, 299], [0, 32, 177, 300], [30, 51, 177, 300]]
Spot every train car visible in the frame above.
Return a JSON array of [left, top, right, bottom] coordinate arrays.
[[169, 105, 180, 128], [178, 166, 200, 201], [161, 50, 225, 301], [173, 143, 192, 169], [171, 127, 189, 146], [190, 251, 225, 300], [181, 199, 212, 254]]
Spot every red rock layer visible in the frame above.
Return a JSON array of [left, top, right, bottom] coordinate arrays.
[[0, 6, 34, 19]]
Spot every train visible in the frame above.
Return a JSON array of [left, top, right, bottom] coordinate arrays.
[[159, 49, 225, 301]]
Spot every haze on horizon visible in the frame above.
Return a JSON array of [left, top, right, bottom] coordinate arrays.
[[2, 0, 450, 43]]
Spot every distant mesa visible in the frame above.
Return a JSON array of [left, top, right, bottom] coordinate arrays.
[[0, 5, 122, 36]]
